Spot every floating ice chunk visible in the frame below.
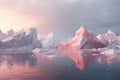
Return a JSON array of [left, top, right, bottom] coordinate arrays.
[[100, 49, 115, 59], [32, 48, 40, 54]]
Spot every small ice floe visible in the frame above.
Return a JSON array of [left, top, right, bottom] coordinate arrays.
[[100, 49, 115, 55], [32, 48, 40, 54], [100, 49, 116, 61]]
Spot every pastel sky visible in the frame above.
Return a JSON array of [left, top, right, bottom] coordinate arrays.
[[0, 0, 120, 36]]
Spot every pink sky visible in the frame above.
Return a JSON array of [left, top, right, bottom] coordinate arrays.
[[0, 0, 55, 36], [0, 0, 119, 37]]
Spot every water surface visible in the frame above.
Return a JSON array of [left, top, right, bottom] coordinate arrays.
[[0, 51, 120, 80]]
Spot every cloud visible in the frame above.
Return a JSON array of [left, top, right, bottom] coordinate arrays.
[[0, 0, 120, 36]]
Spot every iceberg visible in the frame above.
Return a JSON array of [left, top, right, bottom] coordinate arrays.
[[0, 28, 41, 54], [59, 25, 106, 51]]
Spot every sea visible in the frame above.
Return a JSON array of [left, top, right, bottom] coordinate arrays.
[[0, 51, 120, 80]]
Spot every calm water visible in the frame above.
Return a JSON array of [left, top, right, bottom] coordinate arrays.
[[0, 51, 120, 80]]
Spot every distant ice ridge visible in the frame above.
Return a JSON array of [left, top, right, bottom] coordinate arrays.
[[0, 29, 15, 40], [97, 30, 120, 49], [41, 32, 71, 48]]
